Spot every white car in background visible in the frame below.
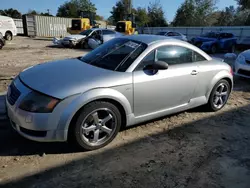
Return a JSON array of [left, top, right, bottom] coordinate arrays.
[[234, 50, 250, 78], [156, 31, 188, 41]]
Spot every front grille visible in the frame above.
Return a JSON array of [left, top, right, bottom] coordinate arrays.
[[19, 127, 47, 137], [246, 59, 250, 64], [7, 83, 21, 105], [238, 69, 250, 76]]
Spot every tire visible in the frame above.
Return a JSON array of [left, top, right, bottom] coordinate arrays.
[[0, 40, 4, 49], [68, 41, 74, 48], [206, 79, 231, 112], [70, 101, 122, 150], [5, 32, 12, 41], [210, 44, 217, 54], [82, 41, 89, 49]]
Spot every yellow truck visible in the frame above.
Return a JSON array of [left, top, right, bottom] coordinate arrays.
[[115, 20, 135, 35], [67, 18, 92, 35]]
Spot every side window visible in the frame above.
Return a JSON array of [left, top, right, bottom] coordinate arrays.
[[135, 51, 155, 71], [173, 32, 181, 36], [194, 52, 207, 62], [167, 32, 174, 36], [102, 30, 115, 35], [156, 46, 193, 65]]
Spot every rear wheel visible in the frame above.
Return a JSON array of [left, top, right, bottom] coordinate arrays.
[[0, 40, 4, 49], [70, 101, 122, 150], [206, 79, 230, 112], [5, 32, 12, 41]]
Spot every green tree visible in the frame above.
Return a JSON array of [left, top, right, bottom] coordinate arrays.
[[194, 0, 217, 26], [135, 7, 149, 27], [236, 0, 250, 10], [57, 0, 97, 18], [147, 1, 168, 27], [172, 0, 196, 26], [233, 9, 250, 25], [26, 9, 39, 15], [0, 8, 22, 18], [215, 6, 236, 26], [110, 0, 137, 24], [95, 14, 104, 20], [172, 0, 217, 26]]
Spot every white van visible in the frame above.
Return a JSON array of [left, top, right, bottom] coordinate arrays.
[[0, 15, 17, 41]]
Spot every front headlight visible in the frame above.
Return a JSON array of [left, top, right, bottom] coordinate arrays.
[[19, 91, 60, 113], [236, 54, 245, 64]]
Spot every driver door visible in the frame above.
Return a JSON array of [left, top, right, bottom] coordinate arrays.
[[133, 45, 198, 117]]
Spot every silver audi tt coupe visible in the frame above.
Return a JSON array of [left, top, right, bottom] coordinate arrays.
[[6, 35, 233, 150]]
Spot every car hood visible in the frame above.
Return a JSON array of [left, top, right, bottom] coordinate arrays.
[[19, 59, 132, 99], [241, 50, 250, 59], [194, 37, 217, 42], [64, 34, 86, 40]]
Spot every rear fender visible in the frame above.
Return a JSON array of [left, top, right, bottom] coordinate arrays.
[[206, 70, 233, 100]]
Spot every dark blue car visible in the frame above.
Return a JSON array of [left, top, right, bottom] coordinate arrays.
[[191, 32, 237, 54]]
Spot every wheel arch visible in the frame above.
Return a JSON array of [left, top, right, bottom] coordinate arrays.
[[57, 88, 133, 140], [5, 30, 13, 36], [206, 71, 233, 100]]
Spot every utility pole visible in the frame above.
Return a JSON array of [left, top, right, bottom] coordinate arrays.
[[47, 9, 50, 15]]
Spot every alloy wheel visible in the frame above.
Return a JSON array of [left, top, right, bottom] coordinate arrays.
[[80, 108, 117, 146], [212, 83, 229, 109]]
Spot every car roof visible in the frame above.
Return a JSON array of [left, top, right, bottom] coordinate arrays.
[[121, 34, 183, 45], [0, 15, 13, 21], [90, 28, 114, 31]]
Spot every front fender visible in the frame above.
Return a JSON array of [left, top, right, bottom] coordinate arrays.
[[57, 88, 133, 133], [206, 69, 233, 99]]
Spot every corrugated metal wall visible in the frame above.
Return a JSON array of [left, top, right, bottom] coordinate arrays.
[[13, 19, 24, 35], [140, 26, 250, 45], [34, 16, 72, 37], [22, 15, 36, 37]]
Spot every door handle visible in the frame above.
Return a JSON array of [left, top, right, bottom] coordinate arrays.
[[191, 70, 198, 75]]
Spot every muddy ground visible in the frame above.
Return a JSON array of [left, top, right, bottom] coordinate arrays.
[[0, 37, 250, 188]]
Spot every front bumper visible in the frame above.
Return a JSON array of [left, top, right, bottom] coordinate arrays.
[[234, 59, 250, 78], [6, 78, 68, 142]]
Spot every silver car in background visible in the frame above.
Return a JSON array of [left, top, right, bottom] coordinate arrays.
[[156, 31, 188, 41], [53, 28, 122, 48], [6, 35, 233, 150]]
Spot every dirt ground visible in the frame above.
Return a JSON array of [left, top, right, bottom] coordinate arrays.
[[1, 37, 250, 188]]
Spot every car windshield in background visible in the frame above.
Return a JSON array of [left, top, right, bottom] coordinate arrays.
[[80, 29, 93, 36], [80, 38, 147, 71], [157, 32, 167, 36], [202, 32, 219, 38]]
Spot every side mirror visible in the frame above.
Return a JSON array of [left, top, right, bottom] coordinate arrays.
[[144, 61, 169, 71]]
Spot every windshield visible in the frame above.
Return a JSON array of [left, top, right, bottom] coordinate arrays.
[[80, 29, 93, 36], [80, 38, 147, 71], [157, 32, 167, 36], [201, 32, 219, 38]]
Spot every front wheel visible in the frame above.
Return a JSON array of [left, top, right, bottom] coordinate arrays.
[[206, 79, 231, 112], [70, 101, 122, 150]]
